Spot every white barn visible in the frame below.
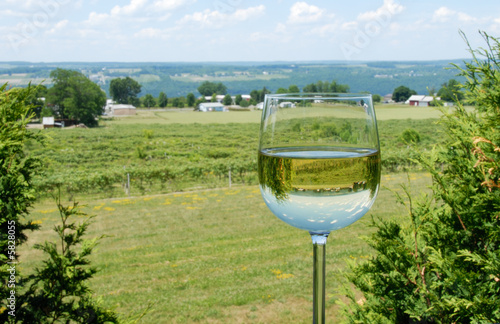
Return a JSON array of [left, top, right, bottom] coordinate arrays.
[[198, 102, 227, 112], [406, 95, 436, 107]]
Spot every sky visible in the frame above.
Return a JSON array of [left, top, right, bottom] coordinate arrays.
[[1, 0, 500, 62]]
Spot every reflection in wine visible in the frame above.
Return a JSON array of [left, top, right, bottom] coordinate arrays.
[[258, 147, 380, 233]]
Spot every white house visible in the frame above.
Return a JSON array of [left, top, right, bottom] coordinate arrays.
[[198, 102, 227, 112], [204, 95, 226, 103], [406, 95, 436, 107]]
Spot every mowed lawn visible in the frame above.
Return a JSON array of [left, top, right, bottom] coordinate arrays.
[[21, 172, 431, 323]]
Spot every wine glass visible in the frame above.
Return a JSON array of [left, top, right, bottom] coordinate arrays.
[[258, 93, 381, 323]]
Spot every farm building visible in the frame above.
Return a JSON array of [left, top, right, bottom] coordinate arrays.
[[279, 101, 295, 108], [42, 117, 79, 128], [198, 102, 227, 112], [203, 95, 251, 103], [406, 95, 436, 107], [111, 104, 136, 116]]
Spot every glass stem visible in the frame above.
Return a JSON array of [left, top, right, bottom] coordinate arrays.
[[311, 233, 329, 324]]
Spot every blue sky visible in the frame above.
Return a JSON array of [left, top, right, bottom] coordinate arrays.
[[1, 0, 500, 62]]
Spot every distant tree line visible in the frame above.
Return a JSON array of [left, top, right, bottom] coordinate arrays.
[[31, 68, 467, 126]]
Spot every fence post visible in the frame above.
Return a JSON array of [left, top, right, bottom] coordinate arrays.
[[127, 173, 131, 196]]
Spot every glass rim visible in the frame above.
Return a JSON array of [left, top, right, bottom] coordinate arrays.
[[264, 93, 372, 100]]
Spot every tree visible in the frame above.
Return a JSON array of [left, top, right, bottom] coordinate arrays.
[[186, 93, 196, 107], [158, 91, 168, 108], [303, 83, 317, 93], [222, 94, 232, 105], [109, 76, 141, 106], [276, 87, 288, 94], [392, 85, 416, 102], [344, 31, 500, 323], [15, 198, 119, 323], [27, 84, 47, 119], [437, 79, 464, 102], [0, 85, 42, 316], [239, 99, 250, 108], [46, 69, 106, 127], [329, 80, 350, 93], [0, 84, 119, 323], [171, 97, 184, 108], [249, 90, 259, 103], [142, 94, 156, 108], [288, 85, 300, 93], [303, 80, 350, 93], [372, 94, 382, 103], [234, 94, 243, 105], [197, 81, 227, 96]]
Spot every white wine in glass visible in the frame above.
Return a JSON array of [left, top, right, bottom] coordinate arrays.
[[258, 93, 381, 323]]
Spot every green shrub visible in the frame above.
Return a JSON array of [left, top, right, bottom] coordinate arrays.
[[399, 128, 421, 144], [342, 31, 500, 323], [14, 197, 119, 323]]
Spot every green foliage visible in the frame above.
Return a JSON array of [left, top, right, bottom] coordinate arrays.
[[343, 31, 500, 323], [11, 196, 119, 323], [109, 77, 142, 106], [186, 92, 196, 107], [250, 87, 270, 103], [197, 81, 227, 96], [0, 84, 43, 315], [222, 94, 232, 105], [239, 99, 250, 107], [399, 128, 421, 144], [142, 94, 156, 108], [437, 79, 464, 102], [392, 85, 417, 102], [47, 69, 107, 127], [234, 94, 243, 105], [158, 91, 168, 108], [302, 80, 349, 93], [170, 97, 185, 108]]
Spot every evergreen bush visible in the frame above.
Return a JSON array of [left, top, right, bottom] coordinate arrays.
[[342, 31, 500, 323]]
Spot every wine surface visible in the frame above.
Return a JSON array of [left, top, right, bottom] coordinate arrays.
[[258, 147, 381, 233]]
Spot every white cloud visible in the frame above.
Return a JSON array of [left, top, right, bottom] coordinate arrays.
[[133, 27, 173, 39], [357, 0, 404, 22], [178, 5, 265, 28], [288, 2, 325, 24], [110, 0, 148, 16], [233, 5, 265, 21], [310, 23, 340, 37], [275, 23, 287, 33], [46, 19, 68, 34], [85, 11, 110, 26], [0, 9, 28, 18], [152, 0, 194, 11], [432, 6, 477, 23], [432, 7, 455, 23], [341, 21, 358, 31], [457, 12, 476, 23]]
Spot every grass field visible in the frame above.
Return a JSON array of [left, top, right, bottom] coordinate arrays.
[[20, 106, 442, 323], [21, 172, 431, 323], [108, 104, 456, 125]]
